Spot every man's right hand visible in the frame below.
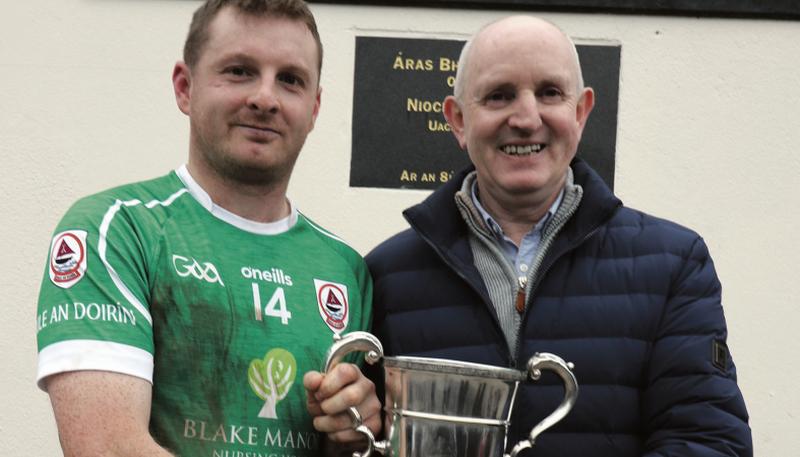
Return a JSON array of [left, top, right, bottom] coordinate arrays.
[[303, 363, 382, 452]]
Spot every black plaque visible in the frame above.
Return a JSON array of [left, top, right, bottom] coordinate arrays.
[[350, 36, 620, 190]]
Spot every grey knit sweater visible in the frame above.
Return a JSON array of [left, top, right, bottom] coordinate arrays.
[[454, 169, 583, 357]]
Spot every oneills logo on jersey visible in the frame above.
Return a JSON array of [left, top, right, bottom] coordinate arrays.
[[313, 279, 349, 334], [49, 230, 88, 289]]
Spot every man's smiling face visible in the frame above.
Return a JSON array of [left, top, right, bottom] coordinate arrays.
[[177, 7, 321, 187], [445, 17, 594, 206]]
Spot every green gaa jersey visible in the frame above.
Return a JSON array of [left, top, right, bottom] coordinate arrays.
[[36, 166, 372, 457]]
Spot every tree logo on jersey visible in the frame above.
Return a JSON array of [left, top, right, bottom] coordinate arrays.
[[313, 279, 349, 334], [49, 230, 88, 289], [248, 348, 297, 419], [172, 254, 224, 286]]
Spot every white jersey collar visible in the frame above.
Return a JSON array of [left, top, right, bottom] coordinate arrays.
[[175, 165, 298, 235]]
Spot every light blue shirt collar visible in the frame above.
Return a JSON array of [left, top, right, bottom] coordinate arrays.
[[470, 180, 564, 275]]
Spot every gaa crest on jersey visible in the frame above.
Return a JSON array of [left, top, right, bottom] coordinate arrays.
[[172, 254, 225, 286], [49, 230, 88, 289], [313, 279, 349, 334]]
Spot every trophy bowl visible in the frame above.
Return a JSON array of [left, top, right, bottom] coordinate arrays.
[[324, 332, 578, 457]]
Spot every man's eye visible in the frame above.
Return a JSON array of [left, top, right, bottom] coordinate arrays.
[[486, 91, 513, 104], [540, 87, 563, 100], [278, 73, 303, 87], [225, 67, 251, 77]]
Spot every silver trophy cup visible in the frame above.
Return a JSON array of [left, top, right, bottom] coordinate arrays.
[[324, 331, 578, 457]]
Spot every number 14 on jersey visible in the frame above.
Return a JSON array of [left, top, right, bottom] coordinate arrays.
[[252, 283, 292, 325]]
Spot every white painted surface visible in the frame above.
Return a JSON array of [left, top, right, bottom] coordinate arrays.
[[2, 1, 797, 454]]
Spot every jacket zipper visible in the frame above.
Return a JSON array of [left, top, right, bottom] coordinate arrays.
[[512, 224, 604, 364], [515, 276, 527, 314]]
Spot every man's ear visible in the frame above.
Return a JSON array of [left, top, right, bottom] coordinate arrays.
[[172, 62, 192, 116], [309, 85, 321, 131], [575, 87, 595, 132], [443, 95, 467, 150]]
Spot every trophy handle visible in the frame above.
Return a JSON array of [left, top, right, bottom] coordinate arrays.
[[323, 331, 387, 457], [507, 352, 579, 457]]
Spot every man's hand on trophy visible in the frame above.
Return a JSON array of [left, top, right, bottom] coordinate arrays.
[[304, 363, 382, 447]]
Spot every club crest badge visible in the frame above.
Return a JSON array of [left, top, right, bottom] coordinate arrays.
[[49, 230, 88, 289], [313, 279, 349, 334]]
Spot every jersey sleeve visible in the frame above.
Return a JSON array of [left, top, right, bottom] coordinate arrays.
[[36, 195, 157, 390]]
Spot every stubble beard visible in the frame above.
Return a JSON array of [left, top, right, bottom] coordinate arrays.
[[196, 134, 298, 190]]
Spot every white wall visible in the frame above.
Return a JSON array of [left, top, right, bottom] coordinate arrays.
[[2, 1, 798, 454]]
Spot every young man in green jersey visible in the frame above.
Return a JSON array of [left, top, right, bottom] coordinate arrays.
[[36, 1, 380, 456]]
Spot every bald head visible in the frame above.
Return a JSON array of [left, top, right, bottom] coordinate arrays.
[[453, 16, 584, 101]]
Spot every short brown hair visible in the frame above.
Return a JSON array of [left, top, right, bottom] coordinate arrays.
[[183, 0, 323, 75]]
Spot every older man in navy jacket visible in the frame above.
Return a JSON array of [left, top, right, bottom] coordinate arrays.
[[362, 15, 752, 457]]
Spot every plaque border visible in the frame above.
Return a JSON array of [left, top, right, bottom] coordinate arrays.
[[309, 0, 800, 20]]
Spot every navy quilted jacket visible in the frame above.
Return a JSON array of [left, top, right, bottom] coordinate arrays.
[[365, 159, 752, 456]]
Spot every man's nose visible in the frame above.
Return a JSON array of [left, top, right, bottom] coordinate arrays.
[[507, 91, 542, 132], [247, 79, 279, 114]]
